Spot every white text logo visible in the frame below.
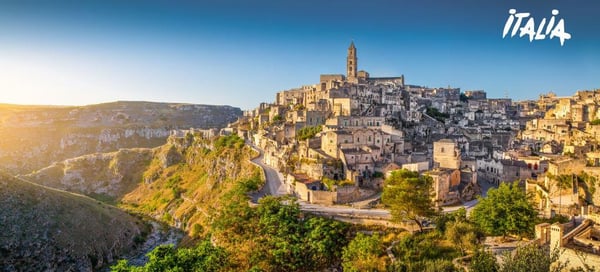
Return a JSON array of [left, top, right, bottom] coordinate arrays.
[[502, 9, 571, 46]]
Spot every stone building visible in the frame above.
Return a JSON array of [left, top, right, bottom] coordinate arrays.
[[426, 168, 461, 206], [347, 42, 357, 83], [464, 90, 487, 100], [535, 209, 600, 271], [433, 139, 461, 169]]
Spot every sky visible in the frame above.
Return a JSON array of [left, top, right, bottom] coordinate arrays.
[[0, 0, 599, 110]]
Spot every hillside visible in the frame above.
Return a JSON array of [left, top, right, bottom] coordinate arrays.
[[118, 134, 262, 238], [23, 148, 155, 204], [25, 133, 263, 239], [0, 101, 242, 174], [0, 171, 148, 271]]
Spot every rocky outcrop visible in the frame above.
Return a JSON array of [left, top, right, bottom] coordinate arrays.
[[22, 133, 261, 246], [0, 101, 242, 174], [0, 172, 148, 271]]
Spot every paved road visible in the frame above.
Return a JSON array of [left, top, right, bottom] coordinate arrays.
[[248, 143, 497, 220], [300, 201, 392, 219], [249, 146, 287, 203], [248, 143, 393, 219]]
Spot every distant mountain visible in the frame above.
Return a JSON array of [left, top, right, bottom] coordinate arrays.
[[0, 101, 242, 174], [0, 171, 148, 271]]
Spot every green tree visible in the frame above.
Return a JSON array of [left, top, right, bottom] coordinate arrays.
[[382, 169, 437, 232], [422, 259, 458, 272], [469, 249, 499, 272], [548, 173, 573, 213], [445, 221, 482, 255], [471, 182, 537, 237], [111, 241, 229, 272], [342, 233, 388, 272], [303, 216, 349, 269], [253, 196, 305, 271], [251, 196, 350, 271], [434, 207, 467, 234], [111, 260, 138, 272], [577, 172, 597, 204], [500, 243, 566, 272]]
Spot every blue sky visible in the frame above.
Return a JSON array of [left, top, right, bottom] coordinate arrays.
[[0, 0, 598, 109]]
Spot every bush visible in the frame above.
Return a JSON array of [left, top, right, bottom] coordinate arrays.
[[296, 126, 322, 141], [426, 107, 450, 122], [213, 135, 245, 149]]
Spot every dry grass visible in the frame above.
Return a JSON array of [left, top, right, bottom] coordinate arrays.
[[0, 171, 147, 270]]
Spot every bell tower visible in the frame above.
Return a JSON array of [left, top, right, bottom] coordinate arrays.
[[347, 41, 357, 81]]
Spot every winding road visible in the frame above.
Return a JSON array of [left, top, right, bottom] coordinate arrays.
[[248, 142, 492, 222], [248, 143, 392, 219]]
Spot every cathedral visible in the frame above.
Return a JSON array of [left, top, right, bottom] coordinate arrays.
[[344, 41, 404, 85]]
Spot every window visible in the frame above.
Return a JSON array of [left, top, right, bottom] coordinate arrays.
[[368, 136, 372, 142], [441, 147, 445, 153]]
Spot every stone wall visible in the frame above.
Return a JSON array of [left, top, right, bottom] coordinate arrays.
[[310, 190, 336, 205], [336, 185, 361, 204], [558, 248, 600, 271]]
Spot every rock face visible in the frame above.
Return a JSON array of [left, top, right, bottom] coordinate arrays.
[[24, 133, 261, 242], [0, 172, 148, 271], [0, 101, 242, 174]]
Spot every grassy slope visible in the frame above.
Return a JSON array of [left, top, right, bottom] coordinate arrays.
[[119, 134, 262, 241], [16, 133, 262, 265], [0, 171, 148, 271], [23, 148, 155, 203]]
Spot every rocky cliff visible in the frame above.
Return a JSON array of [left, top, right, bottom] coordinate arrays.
[[25, 133, 262, 241], [119, 134, 262, 236], [0, 101, 242, 174], [0, 171, 148, 271]]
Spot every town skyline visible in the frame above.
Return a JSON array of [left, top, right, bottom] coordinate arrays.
[[1, 0, 599, 109]]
